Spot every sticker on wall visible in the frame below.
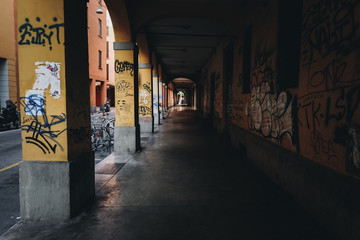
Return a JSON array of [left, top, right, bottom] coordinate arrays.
[[34, 62, 61, 99], [24, 62, 61, 116]]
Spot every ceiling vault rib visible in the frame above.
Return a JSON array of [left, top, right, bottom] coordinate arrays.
[[156, 46, 215, 49], [138, 31, 236, 38]]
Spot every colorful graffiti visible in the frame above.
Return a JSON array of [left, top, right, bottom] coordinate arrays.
[[21, 62, 66, 154]]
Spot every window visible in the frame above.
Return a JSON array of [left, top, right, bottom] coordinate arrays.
[[98, 50, 102, 68], [106, 64, 109, 80], [98, 19, 102, 37], [106, 41, 109, 58]]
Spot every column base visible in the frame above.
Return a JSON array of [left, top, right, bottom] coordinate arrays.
[[90, 105, 96, 113], [154, 112, 159, 125], [19, 152, 94, 221], [99, 105, 104, 111], [114, 125, 141, 154], [140, 117, 154, 133]]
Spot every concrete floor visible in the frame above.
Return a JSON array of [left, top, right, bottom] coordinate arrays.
[[1, 107, 336, 240]]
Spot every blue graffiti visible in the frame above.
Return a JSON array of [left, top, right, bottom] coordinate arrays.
[[20, 93, 66, 154], [153, 95, 158, 107]]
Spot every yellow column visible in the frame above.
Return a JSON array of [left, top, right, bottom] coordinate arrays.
[[139, 63, 153, 133], [114, 42, 140, 153], [159, 77, 163, 120], [17, 0, 93, 221], [153, 73, 159, 125], [18, 1, 67, 160]]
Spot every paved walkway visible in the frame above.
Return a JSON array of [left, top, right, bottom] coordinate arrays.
[[1, 107, 336, 240]]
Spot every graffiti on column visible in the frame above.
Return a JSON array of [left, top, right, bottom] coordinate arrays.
[[143, 83, 151, 93], [21, 62, 66, 154], [114, 57, 135, 125], [139, 82, 152, 117], [139, 106, 152, 116], [116, 80, 133, 97], [153, 95, 158, 107], [117, 99, 131, 112], [140, 90, 149, 105], [18, 17, 64, 51], [115, 60, 134, 76]]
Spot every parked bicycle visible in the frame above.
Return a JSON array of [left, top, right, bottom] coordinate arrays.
[[91, 112, 114, 152]]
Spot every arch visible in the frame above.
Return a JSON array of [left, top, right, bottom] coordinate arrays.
[[105, 0, 132, 41]]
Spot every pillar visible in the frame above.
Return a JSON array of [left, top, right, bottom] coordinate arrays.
[[152, 73, 159, 125], [99, 81, 107, 111], [159, 78, 163, 120], [113, 42, 140, 153], [139, 63, 153, 133], [90, 78, 96, 112], [194, 86, 197, 109], [18, 0, 93, 220]]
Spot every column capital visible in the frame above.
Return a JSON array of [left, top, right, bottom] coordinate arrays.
[[139, 63, 152, 69], [114, 42, 136, 50]]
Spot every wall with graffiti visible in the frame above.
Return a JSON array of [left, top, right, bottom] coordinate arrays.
[[201, 0, 360, 176], [18, 0, 68, 161], [298, 0, 360, 174]]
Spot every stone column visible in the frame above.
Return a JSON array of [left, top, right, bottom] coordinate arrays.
[[18, 0, 93, 220], [152, 73, 159, 125], [139, 63, 154, 133], [90, 78, 96, 113], [99, 81, 107, 111], [113, 42, 140, 153], [159, 78, 163, 120]]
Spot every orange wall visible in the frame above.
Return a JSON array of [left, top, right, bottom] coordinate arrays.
[[0, 0, 18, 106], [88, 0, 107, 82]]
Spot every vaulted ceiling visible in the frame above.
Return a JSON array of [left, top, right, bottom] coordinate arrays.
[[107, 0, 248, 86]]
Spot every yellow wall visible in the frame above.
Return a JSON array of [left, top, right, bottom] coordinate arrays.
[[114, 50, 135, 126], [18, 0, 68, 161]]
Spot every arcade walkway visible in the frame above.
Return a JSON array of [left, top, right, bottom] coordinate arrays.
[[1, 107, 336, 240]]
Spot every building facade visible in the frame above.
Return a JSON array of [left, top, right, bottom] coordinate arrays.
[[0, 0, 19, 108], [106, 11, 115, 107], [88, 0, 107, 112]]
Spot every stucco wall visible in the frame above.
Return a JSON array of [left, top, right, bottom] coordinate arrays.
[[0, 0, 18, 107], [202, 0, 360, 178]]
